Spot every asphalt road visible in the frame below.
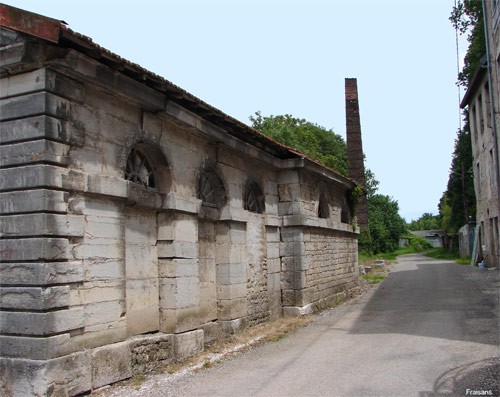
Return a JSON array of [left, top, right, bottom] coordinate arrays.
[[103, 254, 499, 397]]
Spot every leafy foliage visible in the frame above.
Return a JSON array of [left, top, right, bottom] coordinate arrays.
[[409, 2, 482, 234], [441, 123, 476, 232], [250, 112, 347, 174], [450, 0, 486, 86], [408, 213, 441, 231], [251, 112, 407, 255], [367, 194, 407, 253], [406, 235, 433, 251]]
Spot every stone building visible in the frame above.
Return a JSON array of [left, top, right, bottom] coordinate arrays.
[[0, 4, 360, 396], [460, 0, 500, 268]]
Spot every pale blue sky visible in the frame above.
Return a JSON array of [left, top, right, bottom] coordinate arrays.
[[3, 0, 467, 221]]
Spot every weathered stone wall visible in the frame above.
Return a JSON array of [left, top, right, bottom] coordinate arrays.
[[246, 214, 270, 326], [303, 228, 358, 306], [279, 171, 358, 316], [0, 17, 359, 396]]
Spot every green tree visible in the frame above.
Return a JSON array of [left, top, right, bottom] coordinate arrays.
[[450, 0, 485, 86], [251, 112, 407, 254], [408, 213, 441, 231], [250, 112, 347, 174], [367, 194, 407, 253], [442, 123, 476, 232], [365, 168, 380, 199], [439, 194, 454, 232]]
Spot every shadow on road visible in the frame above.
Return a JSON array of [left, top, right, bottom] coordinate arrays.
[[349, 254, 499, 346], [418, 357, 500, 397]]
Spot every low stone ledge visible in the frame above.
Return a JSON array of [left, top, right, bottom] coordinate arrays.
[[282, 304, 314, 317], [163, 193, 201, 214], [173, 329, 204, 360], [91, 341, 132, 390], [129, 333, 173, 373], [0, 352, 92, 397]]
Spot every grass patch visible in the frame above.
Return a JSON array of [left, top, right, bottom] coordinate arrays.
[[425, 249, 471, 265], [359, 235, 434, 263], [362, 274, 385, 284], [359, 247, 411, 263]]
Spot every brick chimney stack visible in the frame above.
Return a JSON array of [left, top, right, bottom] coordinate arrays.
[[345, 78, 368, 231]]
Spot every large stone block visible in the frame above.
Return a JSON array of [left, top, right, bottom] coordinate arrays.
[[0, 261, 84, 286], [217, 297, 247, 320], [267, 258, 281, 274], [87, 174, 128, 199], [282, 270, 306, 290], [173, 329, 204, 360], [0, 140, 69, 167], [0, 92, 73, 121], [0, 69, 48, 99], [159, 307, 201, 334], [0, 308, 84, 335], [158, 258, 198, 278], [200, 321, 223, 343], [280, 240, 305, 257], [157, 241, 198, 259], [159, 275, 199, 309], [219, 206, 249, 223], [73, 238, 124, 260], [216, 283, 246, 300], [72, 281, 123, 306], [267, 242, 280, 259], [163, 193, 201, 213], [0, 189, 68, 214], [142, 110, 163, 142], [277, 170, 300, 185], [171, 214, 198, 242], [0, 68, 85, 102], [0, 334, 72, 360], [267, 272, 281, 292], [281, 289, 303, 307], [0, 115, 83, 146], [70, 318, 127, 352], [216, 262, 246, 285], [127, 183, 163, 208], [0, 352, 92, 397], [85, 259, 123, 281], [0, 286, 70, 310], [0, 164, 66, 191], [0, 214, 84, 238], [0, 238, 73, 262], [125, 245, 158, 280], [216, 243, 246, 264], [91, 342, 132, 389], [125, 278, 159, 335], [157, 211, 173, 240]]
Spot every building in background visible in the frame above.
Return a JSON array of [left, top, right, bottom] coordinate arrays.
[[460, 0, 500, 268]]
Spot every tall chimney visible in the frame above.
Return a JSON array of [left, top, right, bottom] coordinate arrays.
[[345, 78, 368, 231]]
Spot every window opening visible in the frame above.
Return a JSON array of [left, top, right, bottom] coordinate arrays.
[[318, 193, 329, 219], [199, 173, 215, 206], [244, 182, 264, 213], [125, 147, 157, 189]]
